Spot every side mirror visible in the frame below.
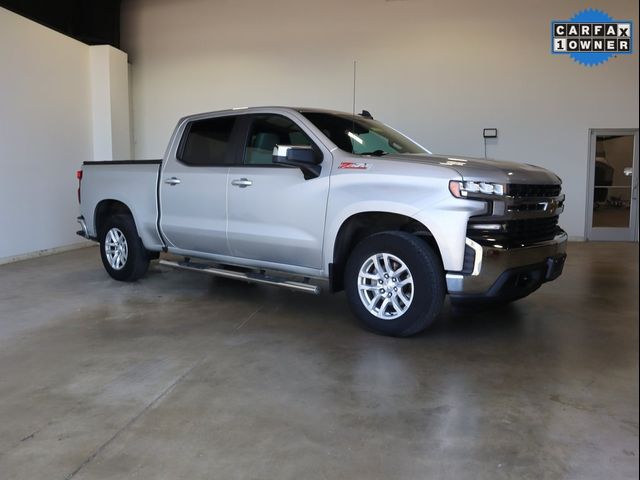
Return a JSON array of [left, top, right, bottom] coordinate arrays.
[[272, 145, 322, 180]]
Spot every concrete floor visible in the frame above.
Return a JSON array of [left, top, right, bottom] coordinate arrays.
[[0, 243, 637, 480]]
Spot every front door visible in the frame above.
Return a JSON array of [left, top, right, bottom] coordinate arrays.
[[159, 114, 239, 254], [226, 114, 331, 269], [586, 129, 639, 241]]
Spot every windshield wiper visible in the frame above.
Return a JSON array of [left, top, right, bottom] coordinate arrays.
[[359, 150, 388, 156]]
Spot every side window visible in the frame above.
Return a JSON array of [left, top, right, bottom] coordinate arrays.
[[180, 116, 236, 166], [244, 115, 314, 165]]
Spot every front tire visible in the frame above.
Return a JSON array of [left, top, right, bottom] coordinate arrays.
[[344, 231, 445, 337], [99, 214, 150, 282]]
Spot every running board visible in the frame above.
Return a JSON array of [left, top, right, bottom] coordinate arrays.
[[159, 259, 320, 294]]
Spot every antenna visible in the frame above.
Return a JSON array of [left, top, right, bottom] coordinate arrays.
[[352, 60, 357, 118]]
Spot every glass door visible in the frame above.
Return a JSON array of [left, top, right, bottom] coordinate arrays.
[[587, 130, 639, 241]]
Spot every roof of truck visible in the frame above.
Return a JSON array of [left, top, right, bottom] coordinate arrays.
[[179, 106, 361, 122]]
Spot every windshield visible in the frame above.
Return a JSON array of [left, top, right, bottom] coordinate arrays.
[[300, 111, 430, 156]]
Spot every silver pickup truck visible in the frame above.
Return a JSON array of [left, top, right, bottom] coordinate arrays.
[[77, 107, 567, 336]]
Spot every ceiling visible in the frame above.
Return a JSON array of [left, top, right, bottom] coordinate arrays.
[[0, 0, 121, 48]]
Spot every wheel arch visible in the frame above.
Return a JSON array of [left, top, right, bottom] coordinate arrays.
[[329, 211, 442, 292], [94, 199, 134, 237]]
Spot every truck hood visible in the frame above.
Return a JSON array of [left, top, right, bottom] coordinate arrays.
[[382, 153, 561, 185]]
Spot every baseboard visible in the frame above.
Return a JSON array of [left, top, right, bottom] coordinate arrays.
[[0, 241, 96, 266], [568, 236, 585, 242]]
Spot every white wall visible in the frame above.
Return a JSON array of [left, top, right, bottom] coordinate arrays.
[[0, 7, 130, 263], [122, 0, 639, 239], [0, 7, 93, 262]]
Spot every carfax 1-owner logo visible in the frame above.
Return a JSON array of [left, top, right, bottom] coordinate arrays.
[[552, 8, 633, 66]]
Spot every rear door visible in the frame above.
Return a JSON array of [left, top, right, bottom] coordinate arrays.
[[159, 114, 240, 254], [226, 113, 331, 269]]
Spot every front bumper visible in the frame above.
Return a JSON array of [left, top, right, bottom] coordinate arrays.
[[446, 231, 567, 300]]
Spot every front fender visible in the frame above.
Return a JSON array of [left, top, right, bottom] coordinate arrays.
[[324, 170, 486, 272]]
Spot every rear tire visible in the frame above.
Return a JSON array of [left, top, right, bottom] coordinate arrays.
[[344, 231, 445, 337], [99, 214, 150, 282]]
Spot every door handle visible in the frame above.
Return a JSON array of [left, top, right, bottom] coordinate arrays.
[[165, 177, 181, 186], [231, 178, 253, 188]]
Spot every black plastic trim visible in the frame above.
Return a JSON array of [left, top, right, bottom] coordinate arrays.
[[328, 263, 337, 292], [83, 160, 162, 165], [175, 120, 191, 162], [451, 253, 566, 303], [461, 244, 476, 275], [155, 161, 167, 250]]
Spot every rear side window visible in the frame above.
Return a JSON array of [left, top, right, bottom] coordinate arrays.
[[180, 116, 236, 166]]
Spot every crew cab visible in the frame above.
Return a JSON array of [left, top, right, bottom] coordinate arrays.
[[77, 107, 567, 336]]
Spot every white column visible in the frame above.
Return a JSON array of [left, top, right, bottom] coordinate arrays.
[[89, 45, 131, 160]]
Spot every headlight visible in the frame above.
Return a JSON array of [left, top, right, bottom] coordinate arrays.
[[449, 180, 505, 198]]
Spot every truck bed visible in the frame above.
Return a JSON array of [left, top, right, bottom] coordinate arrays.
[[80, 160, 164, 250]]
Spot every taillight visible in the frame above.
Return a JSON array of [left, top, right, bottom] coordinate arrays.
[[76, 170, 82, 203]]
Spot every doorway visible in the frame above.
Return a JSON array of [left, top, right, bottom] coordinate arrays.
[[586, 129, 639, 241]]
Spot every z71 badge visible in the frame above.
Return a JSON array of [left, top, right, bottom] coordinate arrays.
[[339, 162, 370, 170]]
